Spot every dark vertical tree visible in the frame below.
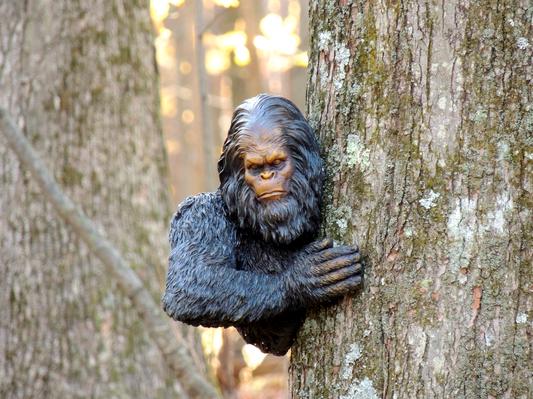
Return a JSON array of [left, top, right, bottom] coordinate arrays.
[[291, 1, 531, 398]]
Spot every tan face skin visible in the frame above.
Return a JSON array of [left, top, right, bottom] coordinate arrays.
[[241, 128, 294, 201]]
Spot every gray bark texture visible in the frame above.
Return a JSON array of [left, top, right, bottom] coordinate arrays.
[[0, 109, 220, 399], [0, 1, 211, 398], [290, 1, 531, 398]]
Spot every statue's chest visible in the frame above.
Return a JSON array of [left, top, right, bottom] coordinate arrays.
[[235, 238, 294, 274]]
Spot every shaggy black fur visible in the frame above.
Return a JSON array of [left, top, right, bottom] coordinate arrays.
[[162, 94, 362, 355]]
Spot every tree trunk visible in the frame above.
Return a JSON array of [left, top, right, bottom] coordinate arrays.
[[290, 1, 531, 398], [0, 1, 192, 397]]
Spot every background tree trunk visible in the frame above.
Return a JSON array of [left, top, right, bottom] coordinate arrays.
[[0, 1, 200, 397], [291, 1, 531, 398]]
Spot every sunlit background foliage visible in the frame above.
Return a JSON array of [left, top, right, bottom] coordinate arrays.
[[152, 0, 306, 74], [149, 1, 309, 397]]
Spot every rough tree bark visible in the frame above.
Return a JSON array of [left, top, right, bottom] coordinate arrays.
[[291, 1, 531, 398], [0, 109, 219, 399], [0, 1, 212, 398]]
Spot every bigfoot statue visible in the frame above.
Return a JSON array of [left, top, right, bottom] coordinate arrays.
[[162, 94, 362, 355]]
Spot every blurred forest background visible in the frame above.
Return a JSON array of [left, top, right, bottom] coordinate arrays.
[[154, 0, 308, 197], [153, 1, 309, 396]]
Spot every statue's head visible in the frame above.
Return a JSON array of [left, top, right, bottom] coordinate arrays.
[[218, 94, 324, 244]]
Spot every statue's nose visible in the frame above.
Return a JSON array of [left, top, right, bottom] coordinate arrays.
[[260, 170, 274, 180]]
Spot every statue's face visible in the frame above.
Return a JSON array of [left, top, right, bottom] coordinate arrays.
[[218, 94, 323, 244], [241, 128, 294, 202]]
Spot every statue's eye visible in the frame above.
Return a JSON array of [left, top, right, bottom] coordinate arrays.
[[272, 159, 282, 166]]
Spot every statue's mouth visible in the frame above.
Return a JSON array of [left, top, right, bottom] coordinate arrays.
[[258, 190, 287, 201]]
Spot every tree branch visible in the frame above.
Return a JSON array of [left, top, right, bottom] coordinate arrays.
[[195, 0, 217, 190], [0, 108, 220, 399]]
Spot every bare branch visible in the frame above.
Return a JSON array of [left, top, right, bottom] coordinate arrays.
[[0, 108, 220, 399], [195, 0, 217, 190], [200, 6, 231, 35]]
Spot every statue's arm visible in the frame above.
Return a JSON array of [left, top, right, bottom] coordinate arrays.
[[162, 194, 290, 327]]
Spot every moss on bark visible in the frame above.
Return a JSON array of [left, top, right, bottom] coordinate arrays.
[[290, 1, 532, 398]]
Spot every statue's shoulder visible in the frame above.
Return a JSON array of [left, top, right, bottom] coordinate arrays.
[[173, 191, 224, 218], [169, 191, 234, 246]]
